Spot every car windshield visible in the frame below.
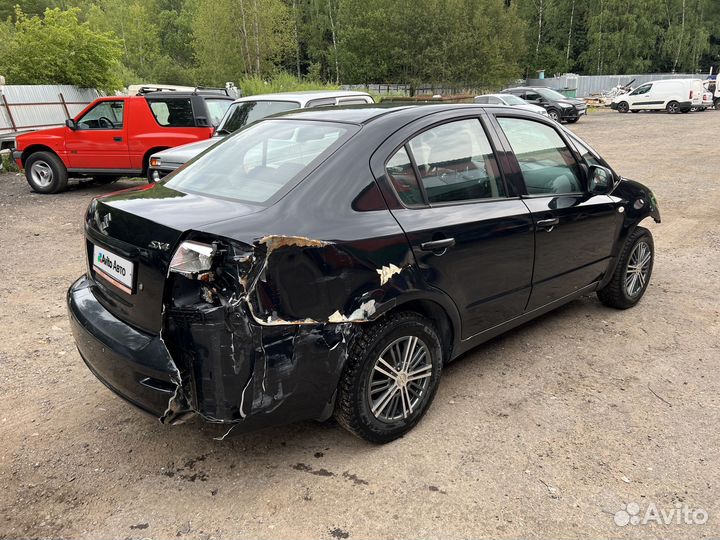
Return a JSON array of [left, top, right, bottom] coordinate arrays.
[[537, 88, 568, 100], [205, 99, 233, 126], [165, 119, 353, 204], [501, 94, 527, 106], [217, 100, 301, 134]]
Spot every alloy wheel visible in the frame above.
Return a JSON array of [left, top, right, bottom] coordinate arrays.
[[625, 241, 652, 297], [30, 160, 53, 187], [548, 110, 560, 121], [368, 336, 432, 423]]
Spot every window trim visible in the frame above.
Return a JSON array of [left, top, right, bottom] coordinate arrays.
[[493, 113, 589, 197], [382, 115, 514, 209]]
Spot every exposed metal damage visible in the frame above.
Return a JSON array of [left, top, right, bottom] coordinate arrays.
[[157, 234, 412, 432]]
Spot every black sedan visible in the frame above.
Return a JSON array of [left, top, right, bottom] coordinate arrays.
[[501, 87, 588, 123], [68, 104, 660, 443]]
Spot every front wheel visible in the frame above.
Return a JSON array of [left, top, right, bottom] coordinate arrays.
[[597, 227, 654, 309], [334, 312, 443, 443], [617, 101, 629, 113], [547, 109, 561, 122], [25, 151, 68, 194]]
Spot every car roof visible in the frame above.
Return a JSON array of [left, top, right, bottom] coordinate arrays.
[[272, 103, 515, 125], [233, 90, 372, 105]]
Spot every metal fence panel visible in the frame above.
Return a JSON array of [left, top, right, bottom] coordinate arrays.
[[0, 85, 100, 134], [526, 73, 699, 97]]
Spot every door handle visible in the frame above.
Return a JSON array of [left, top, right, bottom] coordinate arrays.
[[536, 217, 559, 231], [420, 237, 456, 252], [113, 136, 123, 142]]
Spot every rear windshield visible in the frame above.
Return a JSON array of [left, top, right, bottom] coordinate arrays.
[[165, 120, 354, 204], [205, 99, 233, 126], [218, 100, 301, 134]]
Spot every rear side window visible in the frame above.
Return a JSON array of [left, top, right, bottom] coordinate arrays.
[[204, 99, 232, 126], [220, 100, 300, 133], [337, 97, 372, 105], [165, 120, 353, 204], [306, 97, 338, 108], [474, 96, 489, 104], [147, 98, 195, 127], [497, 117, 583, 195], [386, 147, 424, 206]]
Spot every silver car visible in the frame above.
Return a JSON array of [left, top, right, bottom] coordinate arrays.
[[147, 90, 374, 181]]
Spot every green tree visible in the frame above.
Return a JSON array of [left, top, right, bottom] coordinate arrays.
[[0, 7, 123, 90]]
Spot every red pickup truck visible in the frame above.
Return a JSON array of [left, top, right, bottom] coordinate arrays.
[[13, 89, 233, 193]]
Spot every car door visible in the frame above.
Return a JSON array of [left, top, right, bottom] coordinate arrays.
[[490, 113, 620, 310], [627, 83, 653, 109], [64, 100, 131, 170], [373, 114, 535, 339]]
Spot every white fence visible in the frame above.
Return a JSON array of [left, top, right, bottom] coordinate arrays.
[[0, 85, 101, 135]]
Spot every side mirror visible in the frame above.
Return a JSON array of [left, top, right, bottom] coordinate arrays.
[[588, 165, 614, 194], [65, 119, 77, 130]]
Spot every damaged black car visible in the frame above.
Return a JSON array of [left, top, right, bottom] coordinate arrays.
[[68, 104, 660, 443]]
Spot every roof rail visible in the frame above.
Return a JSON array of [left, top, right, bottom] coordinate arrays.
[[135, 86, 178, 95], [193, 86, 230, 96]]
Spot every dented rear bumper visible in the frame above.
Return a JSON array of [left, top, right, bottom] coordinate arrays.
[[68, 276, 178, 417], [68, 274, 349, 429]]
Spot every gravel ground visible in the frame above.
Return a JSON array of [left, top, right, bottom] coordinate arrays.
[[0, 109, 718, 539]]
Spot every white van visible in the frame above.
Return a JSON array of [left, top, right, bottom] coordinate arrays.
[[611, 78, 703, 114]]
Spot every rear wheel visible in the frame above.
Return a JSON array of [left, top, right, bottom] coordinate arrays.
[[334, 312, 443, 443], [25, 151, 68, 194], [666, 101, 680, 114], [617, 101, 629, 113], [597, 227, 654, 309]]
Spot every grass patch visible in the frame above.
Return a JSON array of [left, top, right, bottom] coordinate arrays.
[[238, 72, 340, 96]]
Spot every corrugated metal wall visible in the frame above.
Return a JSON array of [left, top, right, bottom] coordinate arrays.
[[526, 73, 699, 97], [0, 85, 101, 134]]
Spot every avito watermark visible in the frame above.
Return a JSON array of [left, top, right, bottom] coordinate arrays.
[[614, 502, 708, 527]]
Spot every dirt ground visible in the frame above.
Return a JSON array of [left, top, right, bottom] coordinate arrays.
[[0, 109, 718, 540]]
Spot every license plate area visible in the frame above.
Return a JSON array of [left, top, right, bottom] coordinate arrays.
[[92, 244, 135, 295]]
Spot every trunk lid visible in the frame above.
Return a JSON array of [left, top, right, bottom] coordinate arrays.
[[85, 183, 263, 333]]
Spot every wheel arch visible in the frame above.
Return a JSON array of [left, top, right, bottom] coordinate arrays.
[[377, 294, 460, 363], [21, 144, 60, 167], [141, 146, 170, 174]]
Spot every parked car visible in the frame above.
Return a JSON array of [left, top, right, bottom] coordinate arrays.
[[610, 78, 703, 114], [12, 88, 234, 193], [500, 86, 587, 122], [68, 104, 660, 443], [473, 93, 548, 116], [147, 90, 374, 181]]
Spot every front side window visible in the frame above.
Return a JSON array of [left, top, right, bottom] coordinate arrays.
[[630, 84, 652, 96], [474, 96, 489, 104], [147, 98, 195, 127], [524, 91, 542, 101], [497, 117, 583, 195], [390, 118, 505, 204], [165, 120, 352, 204], [218, 100, 300, 134], [566, 131, 603, 168], [77, 101, 124, 129]]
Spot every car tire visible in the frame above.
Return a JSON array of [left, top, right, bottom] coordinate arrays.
[[597, 227, 654, 309], [631, 109, 640, 113], [666, 101, 680, 114], [565, 117, 580, 123], [334, 311, 443, 443], [617, 101, 629, 113], [680, 107, 691, 113], [547, 109, 561, 122], [25, 151, 68, 194]]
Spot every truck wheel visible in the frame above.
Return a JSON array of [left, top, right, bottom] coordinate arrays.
[[666, 101, 680, 114], [597, 227, 654, 309], [25, 151, 68, 194], [334, 311, 443, 443], [617, 101, 629, 113]]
